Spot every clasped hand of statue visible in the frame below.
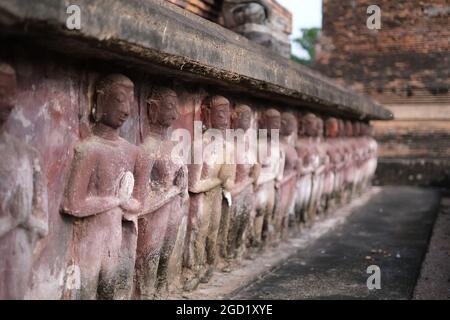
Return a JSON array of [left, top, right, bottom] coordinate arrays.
[[117, 171, 140, 220]]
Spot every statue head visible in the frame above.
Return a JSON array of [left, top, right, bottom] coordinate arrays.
[[345, 120, 353, 137], [302, 113, 317, 137], [93, 74, 134, 129], [352, 121, 361, 137], [260, 108, 281, 137], [0, 62, 17, 127], [316, 116, 324, 137], [147, 87, 179, 128], [201, 95, 230, 131], [337, 119, 345, 137], [297, 114, 305, 137], [280, 112, 297, 137], [232, 104, 252, 131], [367, 124, 374, 137], [325, 117, 339, 138]]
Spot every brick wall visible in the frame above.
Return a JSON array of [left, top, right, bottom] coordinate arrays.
[[314, 0, 450, 187]]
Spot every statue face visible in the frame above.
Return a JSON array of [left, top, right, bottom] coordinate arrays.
[[297, 116, 304, 137], [99, 83, 133, 129], [156, 94, 179, 127], [303, 116, 316, 137], [0, 72, 16, 127], [325, 119, 338, 138], [281, 114, 296, 136], [352, 122, 360, 136], [210, 102, 230, 130], [235, 107, 252, 131], [316, 118, 324, 137], [266, 114, 281, 132], [345, 121, 353, 137], [338, 120, 345, 137]]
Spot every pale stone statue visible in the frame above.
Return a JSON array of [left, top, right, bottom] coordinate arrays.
[[183, 95, 236, 290], [295, 113, 319, 224], [219, 104, 259, 270], [334, 119, 349, 205], [134, 87, 188, 299], [0, 62, 48, 300], [324, 117, 340, 210], [361, 123, 377, 191], [313, 116, 329, 216], [61, 74, 141, 299], [276, 112, 298, 240], [252, 108, 283, 248]]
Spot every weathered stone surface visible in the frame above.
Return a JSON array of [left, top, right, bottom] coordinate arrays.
[[0, 0, 391, 120], [0, 63, 49, 300]]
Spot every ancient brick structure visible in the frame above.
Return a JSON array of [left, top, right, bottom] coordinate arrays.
[[0, 0, 390, 299], [314, 0, 450, 186]]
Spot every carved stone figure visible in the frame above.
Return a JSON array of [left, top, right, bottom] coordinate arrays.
[[341, 120, 355, 203], [219, 104, 259, 269], [334, 119, 349, 204], [222, 0, 270, 29], [324, 117, 340, 210], [221, 0, 291, 58], [312, 116, 328, 216], [276, 112, 298, 240], [295, 113, 316, 225], [134, 87, 188, 299], [0, 62, 48, 300], [61, 74, 141, 300], [183, 95, 236, 291], [361, 123, 377, 191], [252, 108, 283, 248]]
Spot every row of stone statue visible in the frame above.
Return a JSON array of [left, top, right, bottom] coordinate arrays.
[[0, 67, 377, 299]]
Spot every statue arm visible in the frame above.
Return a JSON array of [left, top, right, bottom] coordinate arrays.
[[61, 145, 121, 218], [220, 163, 236, 192], [188, 163, 221, 194], [25, 151, 49, 237], [0, 215, 19, 238]]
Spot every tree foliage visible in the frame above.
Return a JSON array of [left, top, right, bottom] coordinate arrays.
[[291, 27, 321, 66]]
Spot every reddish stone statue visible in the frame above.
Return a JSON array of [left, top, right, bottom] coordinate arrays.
[[183, 95, 235, 290], [61, 74, 141, 299], [219, 104, 259, 269], [324, 117, 340, 209], [312, 116, 328, 216], [361, 123, 377, 191], [0, 62, 48, 299], [295, 113, 316, 225], [334, 119, 349, 204], [252, 108, 283, 247], [134, 87, 188, 299], [276, 112, 298, 239]]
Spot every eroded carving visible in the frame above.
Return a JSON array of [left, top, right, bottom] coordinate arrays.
[[61, 74, 141, 300], [0, 62, 48, 300], [134, 87, 188, 299], [183, 95, 236, 291]]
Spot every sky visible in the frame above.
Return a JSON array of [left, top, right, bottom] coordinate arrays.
[[276, 0, 323, 58]]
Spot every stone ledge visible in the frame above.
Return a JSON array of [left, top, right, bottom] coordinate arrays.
[[0, 0, 392, 120]]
